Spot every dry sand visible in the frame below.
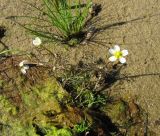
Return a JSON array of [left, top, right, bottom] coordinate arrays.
[[1, 0, 160, 134]]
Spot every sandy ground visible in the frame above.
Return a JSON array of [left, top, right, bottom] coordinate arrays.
[[1, 0, 160, 135]]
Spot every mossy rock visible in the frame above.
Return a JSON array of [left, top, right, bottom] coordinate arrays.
[[0, 74, 84, 135]]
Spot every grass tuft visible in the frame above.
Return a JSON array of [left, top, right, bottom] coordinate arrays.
[[8, 0, 93, 46]]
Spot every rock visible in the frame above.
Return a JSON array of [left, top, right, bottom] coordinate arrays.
[[0, 57, 90, 135]]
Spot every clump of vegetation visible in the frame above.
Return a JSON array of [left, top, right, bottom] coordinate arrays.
[[56, 60, 155, 135], [8, 0, 96, 46], [0, 55, 154, 135], [73, 120, 90, 134], [57, 61, 110, 109], [44, 127, 72, 136]]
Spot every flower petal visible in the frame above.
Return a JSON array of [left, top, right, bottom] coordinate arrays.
[[19, 61, 24, 67], [121, 50, 128, 56], [114, 45, 120, 52], [33, 37, 42, 46], [19, 60, 28, 67], [21, 68, 27, 74], [119, 57, 126, 64], [109, 49, 116, 55], [109, 56, 117, 62]]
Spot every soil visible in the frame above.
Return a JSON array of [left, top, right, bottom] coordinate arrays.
[[1, 0, 160, 135]]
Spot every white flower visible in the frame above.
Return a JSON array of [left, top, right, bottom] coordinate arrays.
[[32, 37, 42, 46], [19, 61, 24, 67], [19, 60, 29, 74], [109, 45, 128, 64], [20, 65, 29, 74]]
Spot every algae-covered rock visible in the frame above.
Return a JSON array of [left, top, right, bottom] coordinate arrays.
[[0, 57, 94, 135], [0, 75, 77, 136]]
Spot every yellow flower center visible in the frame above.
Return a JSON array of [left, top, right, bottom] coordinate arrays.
[[114, 51, 122, 59]]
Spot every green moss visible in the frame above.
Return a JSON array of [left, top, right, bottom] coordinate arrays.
[[0, 95, 37, 135], [73, 120, 90, 134], [45, 127, 72, 136], [0, 95, 18, 117], [9, 122, 38, 136], [21, 78, 69, 110]]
